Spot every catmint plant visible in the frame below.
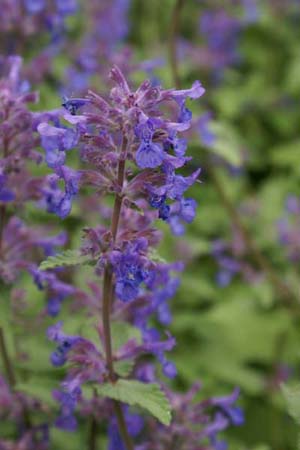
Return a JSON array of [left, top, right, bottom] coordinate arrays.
[[0, 55, 78, 448], [38, 66, 243, 449], [0, 1, 78, 87]]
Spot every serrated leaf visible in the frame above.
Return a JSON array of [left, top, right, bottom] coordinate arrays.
[[39, 250, 95, 270], [281, 384, 300, 424], [96, 379, 171, 425]]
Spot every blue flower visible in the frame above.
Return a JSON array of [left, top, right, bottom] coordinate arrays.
[[136, 140, 165, 169], [162, 360, 177, 378], [38, 123, 78, 169], [178, 104, 192, 123], [47, 296, 63, 317], [135, 120, 165, 169], [211, 388, 244, 426], [42, 166, 80, 219], [53, 388, 81, 431], [48, 322, 81, 367], [108, 423, 126, 450], [0, 174, 15, 202], [55, 0, 78, 15], [24, 0, 46, 14], [158, 202, 170, 220], [62, 95, 89, 115], [111, 244, 149, 302], [179, 198, 197, 223]]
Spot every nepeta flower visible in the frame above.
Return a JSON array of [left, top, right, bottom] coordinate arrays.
[[41, 166, 80, 218], [52, 388, 81, 431], [47, 322, 81, 366], [110, 240, 150, 302], [37, 122, 78, 168]]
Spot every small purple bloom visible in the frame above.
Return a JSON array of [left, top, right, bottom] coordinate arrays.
[[24, 0, 46, 14], [48, 322, 81, 367], [179, 198, 197, 223], [55, 0, 78, 15], [136, 141, 165, 169], [38, 123, 78, 168], [53, 387, 81, 431], [0, 174, 15, 202], [111, 244, 149, 302], [62, 95, 90, 115], [162, 360, 177, 379]]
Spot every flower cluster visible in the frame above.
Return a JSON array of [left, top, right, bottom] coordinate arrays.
[[38, 66, 244, 449], [0, 0, 77, 51], [0, 56, 81, 448], [0, 56, 59, 282]]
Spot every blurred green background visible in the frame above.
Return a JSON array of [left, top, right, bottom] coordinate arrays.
[[2, 1, 300, 449]]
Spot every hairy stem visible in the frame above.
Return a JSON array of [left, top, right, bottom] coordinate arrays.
[[88, 390, 98, 450], [102, 269, 115, 381], [101, 137, 134, 450], [88, 417, 98, 450], [0, 326, 16, 387], [167, 0, 298, 308], [114, 401, 134, 450], [0, 135, 9, 253]]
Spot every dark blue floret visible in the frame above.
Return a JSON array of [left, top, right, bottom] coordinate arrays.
[[158, 203, 170, 221], [62, 96, 88, 115]]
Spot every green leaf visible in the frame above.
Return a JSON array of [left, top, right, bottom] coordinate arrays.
[[39, 250, 95, 270], [96, 379, 171, 425], [114, 360, 134, 377], [281, 384, 300, 424]]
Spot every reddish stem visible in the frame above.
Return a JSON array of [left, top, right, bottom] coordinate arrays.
[[101, 138, 134, 450]]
